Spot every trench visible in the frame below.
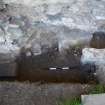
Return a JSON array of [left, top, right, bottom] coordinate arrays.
[[0, 31, 104, 84], [0, 47, 98, 83], [15, 47, 97, 84]]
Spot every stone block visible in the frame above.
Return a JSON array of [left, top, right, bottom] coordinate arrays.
[[82, 93, 105, 105]]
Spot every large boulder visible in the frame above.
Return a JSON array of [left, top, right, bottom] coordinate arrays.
[[81, 48, 105, 65], [81, 48, 105, 84]]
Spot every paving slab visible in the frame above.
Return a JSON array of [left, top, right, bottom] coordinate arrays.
[[81, 93, 105, 105]]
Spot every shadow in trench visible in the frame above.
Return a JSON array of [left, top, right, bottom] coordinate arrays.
[[16, 48, 98, 84]]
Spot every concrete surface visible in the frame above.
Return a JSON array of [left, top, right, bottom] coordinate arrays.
[[82, 93, 105, 105], [0, 82, 92, 105]]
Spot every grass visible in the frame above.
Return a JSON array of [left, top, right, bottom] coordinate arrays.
[[57, 97, 81, 105], [57, 85, 105, 105], [88, 84, 105, 94]]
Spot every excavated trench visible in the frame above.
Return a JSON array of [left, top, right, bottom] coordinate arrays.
[[0, 45, 97, 83], [15, 46, 97, 83], [7, 32, 105, 83], [1, 31, 105, 83]]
